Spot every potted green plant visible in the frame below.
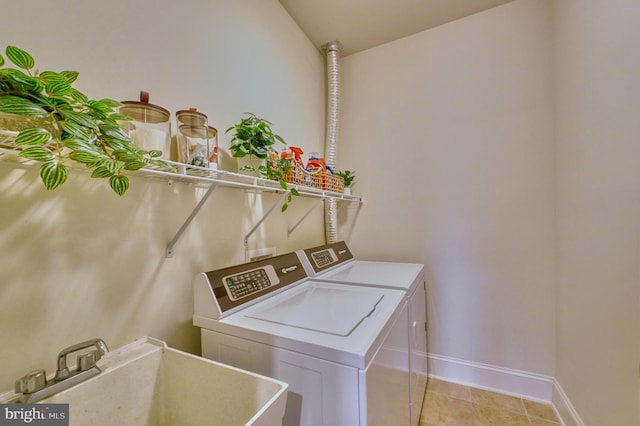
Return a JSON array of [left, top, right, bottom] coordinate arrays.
[[336, 170, 356, 194], [0, 45, 172, 195], [225, 113, 301, 211], [225, 112, 285, 176]]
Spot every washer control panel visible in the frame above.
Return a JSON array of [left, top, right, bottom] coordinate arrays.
[[197, 252, 309, 316], [223, 265, 280, 301]]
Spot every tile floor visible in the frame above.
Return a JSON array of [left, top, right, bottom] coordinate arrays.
[[420, 378, 561, 426]]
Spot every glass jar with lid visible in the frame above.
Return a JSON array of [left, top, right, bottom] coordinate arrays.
[[119, 91, 171, 160], [176, 108, 218, 169]]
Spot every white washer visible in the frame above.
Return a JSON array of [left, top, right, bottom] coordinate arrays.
[[297, 241, 428, 426], [193, 252, 411, 426]]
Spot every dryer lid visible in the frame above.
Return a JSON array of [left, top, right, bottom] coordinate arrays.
[[247, 284, 383, 336], [321, 261, 423, 290]]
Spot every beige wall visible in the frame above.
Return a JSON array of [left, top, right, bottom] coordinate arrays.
[[554, 0, 640, 424], [339, 0, 556, 376], [0, 0, 327, 389]]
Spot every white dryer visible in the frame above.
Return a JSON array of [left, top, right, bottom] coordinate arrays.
[[297, 241, 428, 426], [193, 252, 411, 426]]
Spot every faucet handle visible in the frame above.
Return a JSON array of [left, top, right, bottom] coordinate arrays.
[[15, 369, 46, 394], [77, 351, 97, 372]]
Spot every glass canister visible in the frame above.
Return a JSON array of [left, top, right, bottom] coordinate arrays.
[[176, 108, 218, 169], [119, 91, 171, 160]]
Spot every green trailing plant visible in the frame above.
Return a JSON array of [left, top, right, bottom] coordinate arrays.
[[336, 169, 355, 187], [261, 156, 300, 212], [0, 45, 173, 195]]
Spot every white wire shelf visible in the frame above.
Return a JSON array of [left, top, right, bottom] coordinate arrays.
[[0, 142, 362, 256]]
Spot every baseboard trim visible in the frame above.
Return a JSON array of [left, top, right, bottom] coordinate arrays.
[[427, 353, 554, 403], [552, 378, 585, 426]]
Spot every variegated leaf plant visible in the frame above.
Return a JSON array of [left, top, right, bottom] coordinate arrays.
[[0, 45, 173, 195]]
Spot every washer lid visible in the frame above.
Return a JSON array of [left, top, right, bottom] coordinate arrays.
[[247, 284, 382, 336]]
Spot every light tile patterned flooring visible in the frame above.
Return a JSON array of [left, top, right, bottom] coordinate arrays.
[[420, 378, 561, 426]]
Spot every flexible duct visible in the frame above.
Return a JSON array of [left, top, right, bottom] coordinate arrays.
[[321, 40, 342, 244]]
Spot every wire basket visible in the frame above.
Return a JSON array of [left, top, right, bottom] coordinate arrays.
[[285, 163, 344, 193]]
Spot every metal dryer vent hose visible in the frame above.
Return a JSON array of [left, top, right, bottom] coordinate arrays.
[[321, 40, 343, 244]]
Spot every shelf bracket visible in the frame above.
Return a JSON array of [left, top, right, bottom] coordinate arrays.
[[166, 182, 219, 258], [287, 198, 324, 239], [244, 191, 289, 246]]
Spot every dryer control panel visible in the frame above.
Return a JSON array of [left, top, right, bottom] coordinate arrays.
[[298, 241, 354, 275]]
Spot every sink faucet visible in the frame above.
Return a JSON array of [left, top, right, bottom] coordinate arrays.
[[14, 338, 109, 404], [54, 338, 109, 381]]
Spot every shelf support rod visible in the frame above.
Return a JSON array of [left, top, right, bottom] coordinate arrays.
[[287, 198, 324, 239], [244, 191, 289, 246], [166, 182, 219, 258]]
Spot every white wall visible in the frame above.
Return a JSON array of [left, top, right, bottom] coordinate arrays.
[[339, 0, 556, 382], [554, 0, 640, 424], [340, 0, 639, 421], [0, 0, 327, 390]]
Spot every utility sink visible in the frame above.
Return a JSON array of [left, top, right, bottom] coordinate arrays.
[[1, 337, 288, 426]]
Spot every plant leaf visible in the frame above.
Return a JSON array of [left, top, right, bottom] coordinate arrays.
[[103, 160, 124, 174], [62, 137, 99, 152], [61, 110, 98, 129], [15, 127, 51, 146], [18, 146, 54, 162], [100, 123, 130, 141], [98, 98, 122, 109], [3, 68, 35, 85], [112, 149, 143, 162], [39, 71, 67, 84], [290, 187, 300, 196], [0, 95, 49, 117], [70, 150, 105, 164], [105, 113, 130, 122], [87, 100, 111, 113], [149, 159, 176, 172], [6, 46, 34, 70], [58, 120, 91, 139], [123, 160, 148, 171], [103, 139, 130, 152], [281, 203, 289, 213], [109, 175, 129, 196], [39, 162, 69, 190], [0, 54, 4, 67], [45, 81, 72, 97], [90, 166, 114, 179], [68, 88, 88, 104], [60, 70, 79, 84]]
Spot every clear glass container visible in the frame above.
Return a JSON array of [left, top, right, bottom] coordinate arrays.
[[119, 91, 171, 160], [177, 124, 218, 168], [176, 108, 218, 169]]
